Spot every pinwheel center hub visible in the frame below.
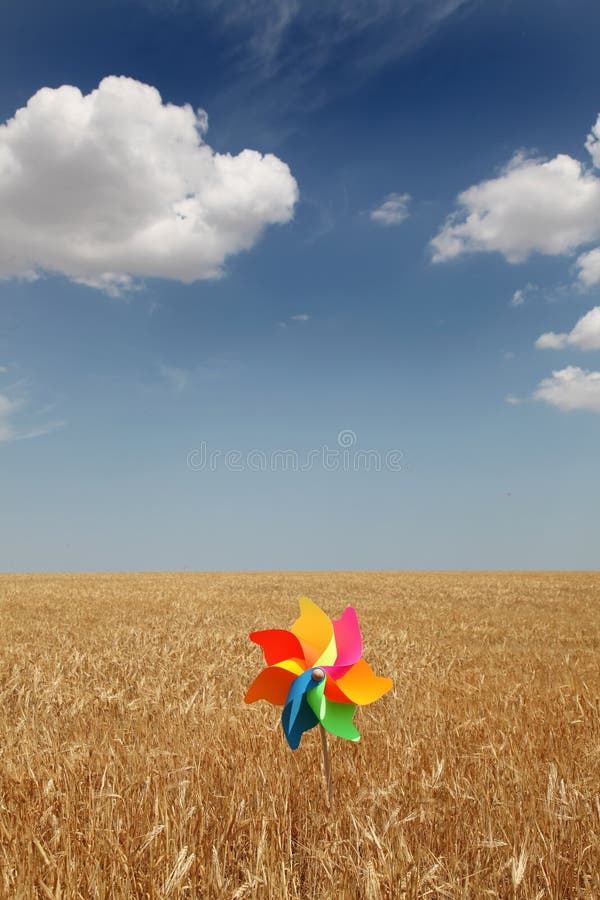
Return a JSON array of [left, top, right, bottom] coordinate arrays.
[[311, 667, 325, 682]]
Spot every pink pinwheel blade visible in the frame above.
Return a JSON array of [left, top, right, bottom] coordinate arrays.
[[332, 606, 362, 667]]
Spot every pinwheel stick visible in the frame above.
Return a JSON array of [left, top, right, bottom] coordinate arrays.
[[319, 724, 333, 806], [312, 668, 333, 805]]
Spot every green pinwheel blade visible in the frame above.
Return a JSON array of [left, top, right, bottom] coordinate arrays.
[[306, 681, 360, 742], [321, 699, 360, 741], [306, 678, 326, 719]]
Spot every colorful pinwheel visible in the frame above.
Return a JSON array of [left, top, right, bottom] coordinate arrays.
[[245, 597, 393, 749]]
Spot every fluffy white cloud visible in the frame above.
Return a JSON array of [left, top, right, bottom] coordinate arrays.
[[533, 366, 600, 412], [536, 306, 600, 350], [370, 192, 411, 226], [0, 77, 298, 293], [431, 151, 600, 263], [576, 247, 600, 286], [431, 113, 600, 269]]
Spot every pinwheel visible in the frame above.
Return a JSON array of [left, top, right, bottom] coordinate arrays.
[[245, 597, 393, 752]]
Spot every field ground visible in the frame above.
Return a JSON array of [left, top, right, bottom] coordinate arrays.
[[0, 571, 599, 898]]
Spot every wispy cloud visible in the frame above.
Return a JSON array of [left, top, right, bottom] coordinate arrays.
[[157, 356, 241, 391], [278, 313, 311, 328], [211, 0, 471, 77], [510, 282, 538, 307], [0, 382, 65, 443], [135, 0, 472, 117], [370, 193, 411, 226]]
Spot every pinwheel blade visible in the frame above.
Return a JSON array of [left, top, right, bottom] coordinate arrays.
[[305, 678, 326, 719], [323, 676, 352, 703], [274, 658, 305, 675], [280, 668, 328, 749], [307, 683, 360, 742], [244, 666, 296, 705], [281, 700, 319, 750], [291, 597, 337, 667], [249, 629, 305, 666], [332, 606, 362, 667], [321, 699, 360, 741], [335, 659, 393, 705]]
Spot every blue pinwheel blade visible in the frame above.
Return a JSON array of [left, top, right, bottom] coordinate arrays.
[[281, 700, 319, 749], [281, 668, 322, 749]]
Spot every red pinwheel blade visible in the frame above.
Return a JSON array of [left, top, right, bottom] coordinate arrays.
[[249, 629, 305, 666]]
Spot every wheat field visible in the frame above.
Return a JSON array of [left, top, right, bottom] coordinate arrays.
[[0, 571, 599, 899]]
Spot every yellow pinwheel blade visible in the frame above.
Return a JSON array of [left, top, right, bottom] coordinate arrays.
[[274, 658, 305, 675], [290, 596, 337, 666]]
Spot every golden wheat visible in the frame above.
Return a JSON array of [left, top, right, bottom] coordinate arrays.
[[1, 571, 599, 898]]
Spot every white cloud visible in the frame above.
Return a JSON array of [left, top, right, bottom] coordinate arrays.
[[431, 114, 600, 270], [533, 366, 600, 413], [505, 394, 522, 405], [536, 306, 600, 350], [74, 273, 142, 298], [0, 77, 298, 293], [576, 247, 600, 287], [510, 282, 538, 307], [370, 192, 411, 226], [278, 313, 310, 327], [0, 366, 7, 374], [585, 114, 600, 168], [431, 151, 600, 264]]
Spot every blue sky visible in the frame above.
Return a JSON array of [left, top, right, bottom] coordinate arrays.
[[2, 0, 600, 571]]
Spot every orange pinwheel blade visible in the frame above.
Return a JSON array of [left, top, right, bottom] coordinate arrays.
[[335, 659, 393, 706], [244, 666, 296, 705], [290, 596, 337, 666], [324, 676, 352, 703]]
